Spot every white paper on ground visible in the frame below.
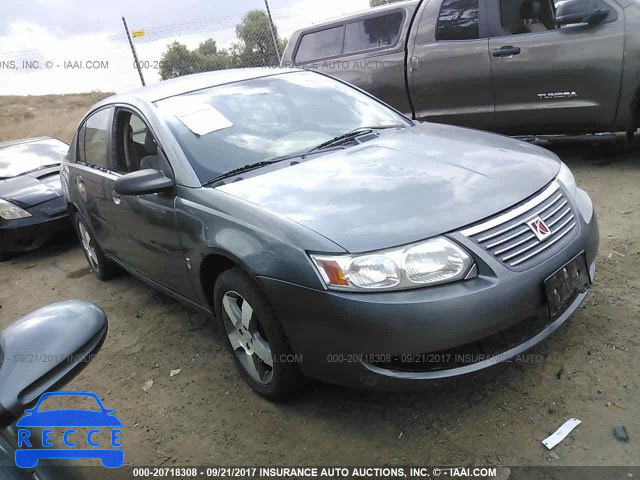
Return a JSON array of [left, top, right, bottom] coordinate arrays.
[[542, 418, 581, 449]]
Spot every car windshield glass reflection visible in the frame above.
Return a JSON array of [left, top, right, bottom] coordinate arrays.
[[0, 139, 67, 178], [155, 71, 411, 183]]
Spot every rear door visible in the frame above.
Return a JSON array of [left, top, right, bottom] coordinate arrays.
[[68, 107, 119, 252], [487, 0, 624, 134], [407, 0, 495, 128]]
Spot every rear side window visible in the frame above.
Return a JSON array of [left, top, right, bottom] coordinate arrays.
[[82, 108, 111, 168], [436, 0, 480, 41], [343, 12, 404, 54], [295, 26, 344, 63]]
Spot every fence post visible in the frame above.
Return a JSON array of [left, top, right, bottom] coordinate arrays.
[[263, 0, 281, 65], [122, 16, 146, 86]]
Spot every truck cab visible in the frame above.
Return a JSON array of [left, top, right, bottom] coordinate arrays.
[[282, 0, 640, 138]]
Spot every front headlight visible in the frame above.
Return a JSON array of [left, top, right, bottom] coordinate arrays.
[[310, 237, 474, 291], [556, 162, 576, 199], [0, 199, 31, 220]]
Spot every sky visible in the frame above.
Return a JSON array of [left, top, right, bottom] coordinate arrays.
[[0, 0, 370, 95]]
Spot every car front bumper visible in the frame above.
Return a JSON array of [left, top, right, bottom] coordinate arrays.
[[256, 187, 599, 390], [0, 197, 70, 253]]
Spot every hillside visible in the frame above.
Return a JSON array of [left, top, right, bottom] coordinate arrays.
[[0, 92, 114, 144]]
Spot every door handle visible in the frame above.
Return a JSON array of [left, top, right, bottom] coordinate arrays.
[[111, 189, 121, 205], [75, 175, 86, 195], [409, 56, 419, 72], [492, 46, 521, 57]]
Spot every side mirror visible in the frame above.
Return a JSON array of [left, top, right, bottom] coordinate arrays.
[[0, 301, 108, 428], [114, 169, 174, 196], [555, 0, 608, 26]]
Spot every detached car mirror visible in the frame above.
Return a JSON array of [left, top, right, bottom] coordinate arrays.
[[114, 169, 174, 196], [0, 301, 107, 428], [555, 0, 608, 26]]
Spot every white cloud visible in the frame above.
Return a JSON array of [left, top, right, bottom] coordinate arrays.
[[0, 0, 370, 95]]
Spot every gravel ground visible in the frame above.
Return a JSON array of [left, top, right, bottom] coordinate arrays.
[[0, 139, 638, 474]]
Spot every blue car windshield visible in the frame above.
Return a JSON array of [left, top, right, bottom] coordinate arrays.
[[0, 139, 66, 179], [155, 70, 411, 183], [36, 395, 103, 412]]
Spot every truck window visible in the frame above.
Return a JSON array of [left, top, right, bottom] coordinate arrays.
[[295, 26, 344, 63], [343, 12, 404, 54], [499, 0, 555, 34], [436, 0, 480, 41]]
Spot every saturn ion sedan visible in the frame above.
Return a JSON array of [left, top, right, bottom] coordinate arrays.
[[61, 68, 598, 399]]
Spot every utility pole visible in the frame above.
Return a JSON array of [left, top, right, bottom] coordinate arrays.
[[263, 0, 281, 65], [122, 15, 146, 86]]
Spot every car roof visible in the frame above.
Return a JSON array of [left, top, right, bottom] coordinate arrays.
[[95, 67, 303, 108]]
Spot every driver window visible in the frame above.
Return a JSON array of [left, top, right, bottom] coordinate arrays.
[[114, 111, 172, 178], [499, 0, 557, 35]]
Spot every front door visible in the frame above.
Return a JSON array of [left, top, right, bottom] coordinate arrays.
[[408, 0, 495, 129], [106, 108, 191, 296], [487, 0, 624, 134]]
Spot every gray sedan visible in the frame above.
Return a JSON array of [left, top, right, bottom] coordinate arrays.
[[61, 68, 599, 399]]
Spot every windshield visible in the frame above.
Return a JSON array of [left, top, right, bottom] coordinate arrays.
[[155, 70, 412, 183], [0, 139, 67, 179]]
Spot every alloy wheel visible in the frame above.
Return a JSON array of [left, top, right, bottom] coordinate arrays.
[[78, 221, 99, 272], [222, 291, 273, 384]]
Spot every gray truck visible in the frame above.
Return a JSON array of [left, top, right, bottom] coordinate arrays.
[[281, 0, 640, 141]]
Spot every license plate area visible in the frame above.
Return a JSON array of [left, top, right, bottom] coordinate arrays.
[[545, 252, 591, 319]]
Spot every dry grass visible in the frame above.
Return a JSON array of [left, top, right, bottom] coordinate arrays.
[[0, 92, 114, 144]]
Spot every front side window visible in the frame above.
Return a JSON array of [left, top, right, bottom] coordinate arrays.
[[436, 0, 480, 40], [82, 108, 111, 168], [114, 110, 172, 177], [343, 12, 404, 54], [295, 26, 344, 63], [499, 0, 556, 34], [156, 71, 412, 183]]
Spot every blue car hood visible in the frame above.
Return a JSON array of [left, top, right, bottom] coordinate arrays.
[[0, 167, 62, 208], [217, 123, 561, 252]]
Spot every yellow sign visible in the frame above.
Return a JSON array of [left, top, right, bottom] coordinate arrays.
[[131, 29, 145, 38]]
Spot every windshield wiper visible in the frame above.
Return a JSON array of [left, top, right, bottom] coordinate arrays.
[[202, 146, 348, 186], [18, 164, 60, 176], [203, 160, 286, 186], [307, 125, 405, 153]]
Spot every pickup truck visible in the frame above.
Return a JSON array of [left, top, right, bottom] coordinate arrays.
[[281, 0, 640, 141]]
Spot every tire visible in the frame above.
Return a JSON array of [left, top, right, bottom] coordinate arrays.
[[74, 213, 119, 281], [214, 267, 304, 400]]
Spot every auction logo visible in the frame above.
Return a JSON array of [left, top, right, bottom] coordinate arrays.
[[15, 391, 123, 468]]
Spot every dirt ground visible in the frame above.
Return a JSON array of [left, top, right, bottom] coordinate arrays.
[[0, 139, 638, 473]]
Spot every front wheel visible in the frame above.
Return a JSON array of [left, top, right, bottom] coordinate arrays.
[[214, 267, 304, 400], [74, 213, 119, 281]]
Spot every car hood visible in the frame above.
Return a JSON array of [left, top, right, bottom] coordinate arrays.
[[217, 123, 561, 252], [0, 167, 62, 208]]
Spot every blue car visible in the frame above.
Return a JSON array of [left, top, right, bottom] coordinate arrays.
[[15, 392, 123, 468]]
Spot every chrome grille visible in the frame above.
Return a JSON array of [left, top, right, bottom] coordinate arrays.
[[461, 182, 578, 270]]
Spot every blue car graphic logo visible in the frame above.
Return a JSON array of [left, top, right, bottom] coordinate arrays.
[[15, 391, 123, 468]]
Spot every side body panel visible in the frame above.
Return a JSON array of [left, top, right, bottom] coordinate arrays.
[[614, 3, 640, 130], [487, 0, 625, 134]]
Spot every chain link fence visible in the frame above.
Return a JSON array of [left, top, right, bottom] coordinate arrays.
[[0, 0, 371, 95], [122, 6, 289, 89]]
